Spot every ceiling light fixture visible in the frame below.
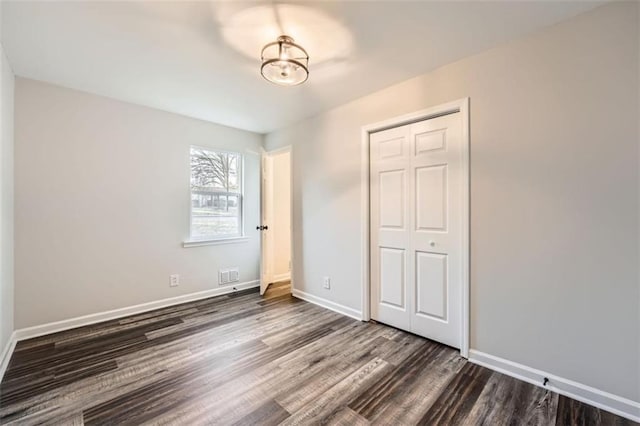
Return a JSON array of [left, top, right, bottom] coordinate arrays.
[[261, 35, 309, 86]]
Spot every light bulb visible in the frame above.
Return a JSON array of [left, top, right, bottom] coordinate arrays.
[[280, 63, 292, 78], [281, 45, 290, 60]]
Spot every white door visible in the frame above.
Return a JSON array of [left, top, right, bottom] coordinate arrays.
[[370, 112, 464, 348], [370, 126, 412, 331], [259, 153, 273, 295]]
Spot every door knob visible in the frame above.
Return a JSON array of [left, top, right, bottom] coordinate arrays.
[[429, 241, 436, 247]]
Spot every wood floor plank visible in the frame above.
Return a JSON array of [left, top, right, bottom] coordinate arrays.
[[231, 399, 291, 426], [323, 406, 370, 426], [82, 340, 269, 425], [274, 328, 388, 413], [140, 320, 378, 424], [417, 362, 493, 425], [144, 320, 373, 424], [348, 340, 465, 424], [1, 282, 635, 426], [280, 357, 389, 425], [465, 370, 559, 425], [125, 313, 355, 423], [555, 395, 637, 426]]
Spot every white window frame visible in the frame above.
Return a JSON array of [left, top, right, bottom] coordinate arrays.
[[184, 145, 248, 247]]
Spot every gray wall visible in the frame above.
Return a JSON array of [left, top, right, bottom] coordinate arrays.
[[266, 2, 640, 401], [14, 79, 263, 328], [0, 28, 15, 354]]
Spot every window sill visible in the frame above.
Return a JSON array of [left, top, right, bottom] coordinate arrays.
[[183, 237, 249, 248]]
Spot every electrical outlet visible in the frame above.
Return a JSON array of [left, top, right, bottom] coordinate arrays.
[[219, 268, 240, 285], [219, 270, 230, 285], [323, 276, 330, 289], [170, 274, 179, 287]]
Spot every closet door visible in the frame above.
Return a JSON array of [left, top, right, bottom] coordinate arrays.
[[370, 112, 463, 349], [408, 113, 462, 348], [370, 124, 411, 331]]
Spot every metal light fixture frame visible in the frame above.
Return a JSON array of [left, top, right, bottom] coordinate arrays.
[[260, 35, 309, 86]]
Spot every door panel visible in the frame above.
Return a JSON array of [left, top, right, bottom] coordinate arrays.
[[379, 170, 405, 228], [415, 128, 446, 154], [370, 112, 463, 349], [415, 165, 447, 231], [415, 251, 447, 320], [378, 137, 405, 159], [380, 248, 406, 308]]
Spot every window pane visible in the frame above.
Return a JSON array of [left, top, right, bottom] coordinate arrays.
[[190, 149, 240, 193], [190, 147, 242, 239]]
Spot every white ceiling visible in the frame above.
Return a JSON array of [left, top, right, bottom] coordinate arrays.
[[2, 1, 603, 133]]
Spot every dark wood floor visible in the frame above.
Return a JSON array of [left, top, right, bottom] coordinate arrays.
[[0, 281, 636, 425]]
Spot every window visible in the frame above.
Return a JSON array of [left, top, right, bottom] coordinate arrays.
[[190, 147, 243, 241]]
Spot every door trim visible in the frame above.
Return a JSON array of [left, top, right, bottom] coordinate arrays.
[[360, 98, 470, 358]]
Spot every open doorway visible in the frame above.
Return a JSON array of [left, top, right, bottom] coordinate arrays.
[[259, 146, 292, 298]]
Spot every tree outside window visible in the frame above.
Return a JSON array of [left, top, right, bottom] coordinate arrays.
[[190, 147, 243, 240]]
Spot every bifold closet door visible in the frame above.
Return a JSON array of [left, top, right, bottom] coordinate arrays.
[[370, 125, 412, 331], [370, 112, 463, 348]]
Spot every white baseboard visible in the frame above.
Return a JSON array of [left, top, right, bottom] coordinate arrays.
[[272, 273, 291, 283], [469, 349, 640, 423], [291, 288, 362, 321], [14, 280, 260, 341], [0, 331, 18, 382]]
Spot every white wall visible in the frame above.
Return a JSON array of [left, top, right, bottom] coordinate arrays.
[[266, 2, 640, 402], [0, 22, 15, 354], [271, 151, 291, 280], [14, 78, 263, 328]]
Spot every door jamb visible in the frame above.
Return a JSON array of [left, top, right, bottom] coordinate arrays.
[[360, 98, 470, 358], [262, 145, 295, 293]]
